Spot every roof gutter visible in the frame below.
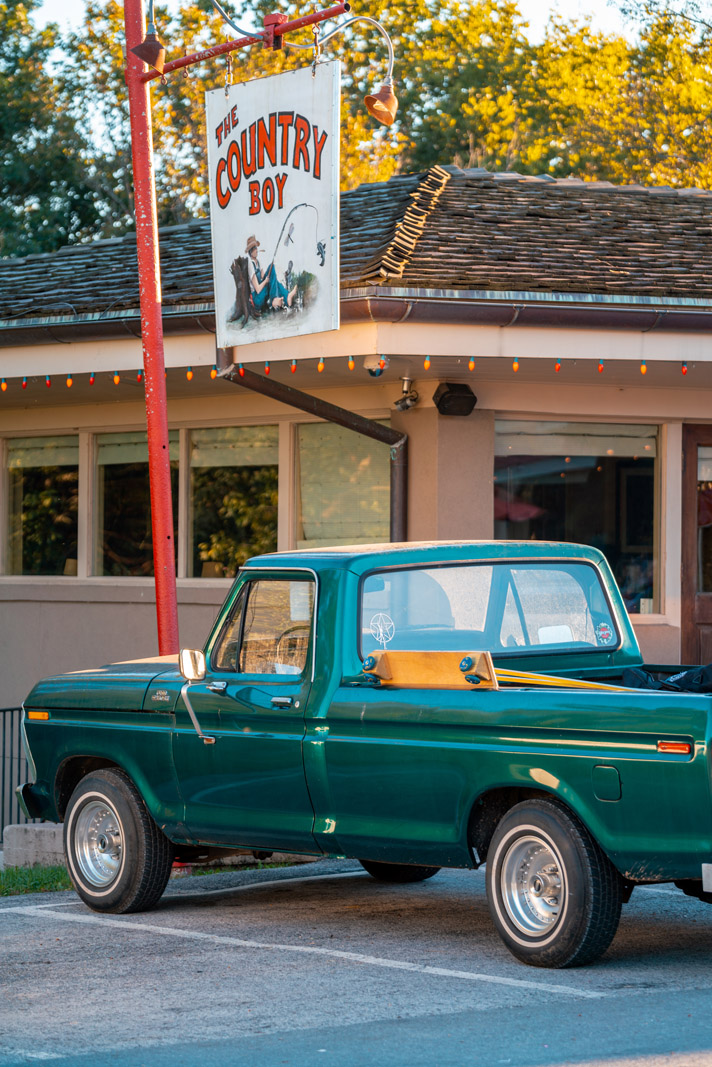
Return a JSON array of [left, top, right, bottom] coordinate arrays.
[[3, 289, 712, 347], [340, 289, 712, 333]]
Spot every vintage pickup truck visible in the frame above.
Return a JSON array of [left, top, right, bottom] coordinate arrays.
[[18, 541, 712, 969]]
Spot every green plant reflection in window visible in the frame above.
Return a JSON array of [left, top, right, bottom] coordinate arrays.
[[189, 426, 278, 578], [96, 431, 179, 576], [8, 436, 79, 575]]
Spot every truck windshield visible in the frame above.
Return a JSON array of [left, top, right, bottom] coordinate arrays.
[[360, 561, 619, 658]]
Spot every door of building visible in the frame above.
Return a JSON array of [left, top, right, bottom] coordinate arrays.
[[681, 425, 712, 663]]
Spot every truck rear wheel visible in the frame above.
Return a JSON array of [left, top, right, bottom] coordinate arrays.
[[64, 768, 174, 914], [486, 799, 622, 968], [358, 859, 440, 883]]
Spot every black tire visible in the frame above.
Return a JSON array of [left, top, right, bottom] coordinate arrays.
[[358, 859, 441, 883], [63, 768, 174, 914], [485, 799, 622, 968]]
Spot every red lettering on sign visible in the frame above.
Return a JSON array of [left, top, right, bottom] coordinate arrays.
[[312, 125, 327, 180], [262, 177, 275, 212], [248, 181, 261, 215], [215, 158, 230, 208], [227, 140, 241, 193], [293, 115, 310, 171], [241, 124, 257, 178], [275, 172, 288, 208], [257, 114, 277, 169], [277, 112, 294, 165]]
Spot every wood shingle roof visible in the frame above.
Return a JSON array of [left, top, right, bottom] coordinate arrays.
[[2, 166, 712, 328]]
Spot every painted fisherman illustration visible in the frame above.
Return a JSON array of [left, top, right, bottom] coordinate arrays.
[[227, 204, 323, 329], [245, 234, 298, 311]]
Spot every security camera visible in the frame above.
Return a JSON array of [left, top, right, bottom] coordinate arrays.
[[394, 377, 419, 412]]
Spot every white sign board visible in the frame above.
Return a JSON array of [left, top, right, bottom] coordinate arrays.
[[206, 62, 340, 350]]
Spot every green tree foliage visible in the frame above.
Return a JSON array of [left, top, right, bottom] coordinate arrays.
[[192, 464, 278, 576], [8, 0, 712, 260], [0, 0, 99, 256], [59, 0, 402, 235]]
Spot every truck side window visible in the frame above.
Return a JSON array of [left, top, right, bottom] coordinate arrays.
[[212, 586, 247, 672], [237, 580, 314, 676]]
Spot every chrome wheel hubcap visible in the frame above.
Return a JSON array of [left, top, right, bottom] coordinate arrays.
[[74, 800, 123, 887], [500, 835, 564, 935]]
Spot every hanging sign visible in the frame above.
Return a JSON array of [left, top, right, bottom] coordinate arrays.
[[206, 61, 341, 350]]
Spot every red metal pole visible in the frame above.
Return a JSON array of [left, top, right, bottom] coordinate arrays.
[[140, 2, 351, 82], [123, 0, 180, 655]]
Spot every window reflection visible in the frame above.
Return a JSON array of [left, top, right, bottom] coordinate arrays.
[[189, 426, 278, 578], [8, 436, 79, 575], [96, 432, 178, 576], [296, 422, 390, 548], [494, 422, 657, 614], [697, 447, 712, 592]]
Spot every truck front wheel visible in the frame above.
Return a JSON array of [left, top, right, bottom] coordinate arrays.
[[358, 859, 440, 883], [64, 768, 174, 914], [486, 799, 622, 968]]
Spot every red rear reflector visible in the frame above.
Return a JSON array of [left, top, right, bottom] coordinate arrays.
[[657, 740, 691, 755], [26, 711, 49, 721]]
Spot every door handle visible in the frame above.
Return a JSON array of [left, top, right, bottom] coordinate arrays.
[[271, 696, 293, 708], [207, 680, 228, 693]]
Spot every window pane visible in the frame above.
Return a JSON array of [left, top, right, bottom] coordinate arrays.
[[296, 422, 390, 548], [8, 436, 78, 575], [361, 562, 617, 657], [213, 586, 247, 671], [239, 580, 314, 675], [494, 421, 658, 614], [189, 426, 278, 578], [96, 431, 178, 576], [697, 447, 712, 592]]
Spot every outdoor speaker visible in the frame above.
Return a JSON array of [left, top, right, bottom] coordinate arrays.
[[433, 382, 477, 416]]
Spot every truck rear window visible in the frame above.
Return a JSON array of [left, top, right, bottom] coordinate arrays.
[[360, 561, 619, 658]]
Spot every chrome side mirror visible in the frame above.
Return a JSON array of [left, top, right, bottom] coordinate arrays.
[[179, 648, 206, 682]]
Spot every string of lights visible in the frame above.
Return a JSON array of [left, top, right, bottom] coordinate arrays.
[[0, 359, 693, 391]]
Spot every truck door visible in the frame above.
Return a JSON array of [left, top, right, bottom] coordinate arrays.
[[172, 572, 320, 852]]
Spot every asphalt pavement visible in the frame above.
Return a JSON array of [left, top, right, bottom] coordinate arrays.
[[2, 860, 712, 1067]]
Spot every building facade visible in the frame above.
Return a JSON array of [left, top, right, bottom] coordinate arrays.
[[2, 165, 712, 707]]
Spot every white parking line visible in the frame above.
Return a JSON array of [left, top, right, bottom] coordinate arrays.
[[12, 906, 605, 1000], [0, 900, 79, 913]]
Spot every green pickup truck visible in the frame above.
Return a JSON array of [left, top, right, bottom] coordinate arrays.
[[18, 541, 712, 969]]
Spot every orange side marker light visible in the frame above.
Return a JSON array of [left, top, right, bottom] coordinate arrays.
[[27, 710, 50, 721], [657, 740, 691, 755]]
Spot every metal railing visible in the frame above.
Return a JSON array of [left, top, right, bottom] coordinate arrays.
[[1, 708, 36, 845]]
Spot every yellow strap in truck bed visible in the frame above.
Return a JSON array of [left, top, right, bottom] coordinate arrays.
[[362, 650, 634, 692]]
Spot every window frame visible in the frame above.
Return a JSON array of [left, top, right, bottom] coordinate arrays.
[[208, 568, 319, 681]]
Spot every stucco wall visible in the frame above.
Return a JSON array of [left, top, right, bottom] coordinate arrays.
[[0, 581, 228, 708]]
